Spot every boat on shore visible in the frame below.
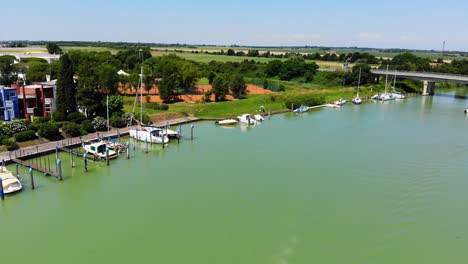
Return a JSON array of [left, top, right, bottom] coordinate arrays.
[[215, 119, 238, 125], [237, 114, 256, 125], [1, 166, 23, 194], [334, 98, 347, 106], [83, 141, 119, 160], [294, 105, 311, 113], [253, 114, 264, 121]]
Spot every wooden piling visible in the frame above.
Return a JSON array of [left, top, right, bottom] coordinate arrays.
[[191, 125, 194, 140], [126, 142, 130, 159], [29, 167, 35, 190], [0, 177, 4, 200], [84, 153, 88, 172], [15, 163, 19, 178], [145, 139, 149, 153], [57, 159, 63, 181], [106, 147, 110, 166]]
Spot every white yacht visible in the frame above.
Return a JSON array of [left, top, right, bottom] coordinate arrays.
[[1, 166, 23, 194], [129, 127, 169, 144], [215, 119, 238, 125], [237, 114, 256, 125], [352, 68, 362, 105], [380, 65, 395, 101], [83, 141, 119, 159]]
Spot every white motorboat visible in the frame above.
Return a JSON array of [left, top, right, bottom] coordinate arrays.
[[83, 141, 119, 159], [105, 137, 126, 153], [371, 94, 382, 100], [129, 127, 169, 144], [334, 98, 347, 106], [237, 114, 256, 125], [294, 105, 311, 113], [1, 166, 23, 194], [253, 114, 264, 121], [215, 119, 238, 125], [352, 68, 362, 105]]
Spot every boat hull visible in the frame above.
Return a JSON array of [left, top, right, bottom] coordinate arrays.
[[129, 129, 169, 144]]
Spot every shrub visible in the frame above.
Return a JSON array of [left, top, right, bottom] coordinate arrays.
[[284, 94, 326, 109], [121, 113, 133, 126], [2, 138, 18, 151], [67, 112, 87, 124], [109, 114, 126, 128], [0, 119, 29, 136], [62, 122, 82, 137], [0, 135, 8, 145], [14, 130, 37, 142], [92, 116, 108, 131], [38, 122, 61, 140], [81, 120, 95, 133], [159, 103, 169, 111], [79, 128, 88, 136], [51, 111, 67, 122], [146, 102, 160, 110], [54, 121, 67, 129], [28, 123, 40, 132]]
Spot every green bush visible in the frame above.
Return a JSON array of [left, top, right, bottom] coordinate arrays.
[[0, 135, 8, 145], [51, 111, 66, 122], [1, 138, 18, 151], [67, 112, 87, 124], [32, 116, 50, 124], [28, 123, 40, 132], [159, 103, 169, 111], [38, 122, 61, 140], [146, 102, 160, 110], [54, 121, 68, 129], [81, 120, 95, 133], [284, 94, 326, 109], [109, 114, 126, 128], [0, 119, 29, 136], [62, 122, 82, 137], [92, 116, 108, 131], [14, 130, 37, 142], [79, 128, 88, 136]]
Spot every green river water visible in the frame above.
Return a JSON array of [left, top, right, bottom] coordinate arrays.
[[2, 92, 468, 263]]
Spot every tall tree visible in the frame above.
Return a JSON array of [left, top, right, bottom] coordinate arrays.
[[56, 54, 77, 113], [230, 75, 247, 99], [46, 42, 63, 54], [0, 55, 15, 85], [212, 74, 229, 101], [97, 64, 119, 94]]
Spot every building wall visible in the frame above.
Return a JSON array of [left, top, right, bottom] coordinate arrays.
[[0, 88, 20, 121]]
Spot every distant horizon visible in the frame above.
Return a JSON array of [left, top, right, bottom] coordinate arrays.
[[1, 40, 465, 54]]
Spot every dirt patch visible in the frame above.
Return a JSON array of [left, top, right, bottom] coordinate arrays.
[[119, 84, 273, 103], [150, 112, 188, 123]]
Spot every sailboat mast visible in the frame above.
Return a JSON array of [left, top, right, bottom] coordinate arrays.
[[140, 66, 143, 125], [385, 64, 389, 94], [107, 94, 109, 137], [357, 67, 361, 97]]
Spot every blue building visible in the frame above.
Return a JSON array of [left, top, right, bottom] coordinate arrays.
[[0, 86, 20, 121]]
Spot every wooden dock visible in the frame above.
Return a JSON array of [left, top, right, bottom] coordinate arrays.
[[11, 158, 59, 178]]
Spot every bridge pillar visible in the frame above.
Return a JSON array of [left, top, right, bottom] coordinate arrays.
[[423, 81, 435, 96]]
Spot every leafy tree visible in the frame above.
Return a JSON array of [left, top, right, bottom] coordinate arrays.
[[76, 78, 103, 118], [247, 50, 259, 57], [106, 94, 124, 116], [56, 54, 77, 113], [212, 74, 230, 101], [97, 64, 119, 93], [265, 60, 283, 77], [25, 62, 50, 83], [230, 75, 247, 99], [38, 122, 61, 140], [227, 49, 235, 56], [46, 42, 63, 54], [344, 63, 374, 86], [0, 55, 15, 85]]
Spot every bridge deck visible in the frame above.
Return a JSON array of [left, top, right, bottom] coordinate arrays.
[[371, 70, 468, 84]]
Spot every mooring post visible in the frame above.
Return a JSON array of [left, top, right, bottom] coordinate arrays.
[[69, 149, 73, 168], [57, 159, 63, 180], [268, 110, 271, 119], [126, 142, 130, 159], [55, 144, 59, 161], [0, 177, 4, 200], [191, 125, 194, 140], [117, 129, 120, 141], [166, 122, 169, 138], [47, 157, 50, 171], [1, 159, 4, 171], [106, 147, 110, 166], [291, 103, 294, 112], [36, 145, 39, 154], [15, 163, 19, 178], [145, 138, 149, 153], [29, 167, 35, 190], [84, 153, 88, 172], [71, 150, 75, 168]]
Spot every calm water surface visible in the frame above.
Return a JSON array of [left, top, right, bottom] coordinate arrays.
[[2, 93, 468, 263]]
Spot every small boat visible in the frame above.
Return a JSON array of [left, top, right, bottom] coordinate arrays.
[[352, 68, 362, 105], [129, 127, 169, 144], [152, 126, 179, 138], [380, 93, 395, 101], [83, 141, 119, 160], [334, 98, 347, 106], [253, 114, 264, 121], [237, 114, 256, 125], [294, 105, 311, 113], [105, 137, 126, 153], [215, 119, 238, 125], [0, 166, 22, 194], [371, 94, 382, 100]]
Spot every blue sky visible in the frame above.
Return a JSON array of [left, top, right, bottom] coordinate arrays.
[[2, 0, 467, 51]]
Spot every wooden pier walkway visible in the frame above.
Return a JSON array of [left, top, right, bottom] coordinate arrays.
[[11, 158, 59, 177]]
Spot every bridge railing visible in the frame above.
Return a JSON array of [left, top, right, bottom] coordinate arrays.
[[370, 69, 468, 79]]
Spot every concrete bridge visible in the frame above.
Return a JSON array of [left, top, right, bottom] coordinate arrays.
[[370, 69, 468, 95]]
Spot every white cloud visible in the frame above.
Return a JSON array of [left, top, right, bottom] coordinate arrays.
[[357, 33, 384, 40]]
